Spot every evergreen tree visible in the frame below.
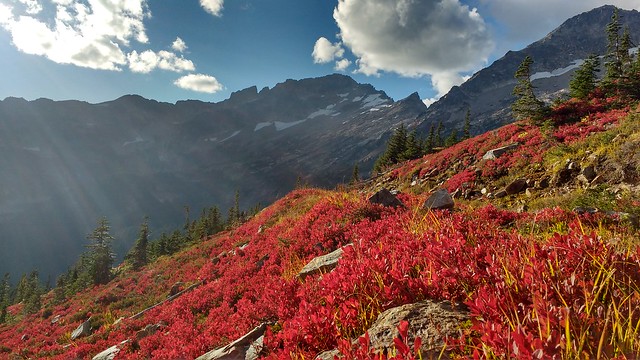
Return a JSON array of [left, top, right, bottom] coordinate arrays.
[[512, 55, 546, 123], [349, 163, 360, 185], [86, 217, 115, 285], [22, 270, 41, 315], [0, 273, 9, 323], [128, 217, 150, 270], [620, 26, 633, 70], [226, 190, 241, 226], [434, 121, 444, 147], [605, 8, 623, 82], [424, 125, 435, 154], [14, 273, 28, 304], [462, 109, 471, 140], [53, 276, 66, 304], [372, 124, 408, 174], [400, 130, 422, 161], [569, 54, 600, 99], [445, 129, 459, 147]]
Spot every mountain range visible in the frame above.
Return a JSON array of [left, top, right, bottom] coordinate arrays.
[[1, 5, 639, 280]]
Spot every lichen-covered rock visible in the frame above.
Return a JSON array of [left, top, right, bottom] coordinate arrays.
[[423, 189, 454, 210], [196, 323, 267, 360], [92, 340, 129, 360], [482, 143, 519, 160], [298, 245, 352, 280], [71, 318, 92, 340]]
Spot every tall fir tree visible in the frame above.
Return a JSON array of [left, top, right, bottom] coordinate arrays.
[[86, 217, 115, 285], [400, 130, 422, 161], [462, 109, 471, 140], [604, 8, 623, 82], [569, 54, 600, 99], [434, 121, 444, 147], [128, 217, 150, 270], [445, 129, 459, 147], [349, 163, 360, 185], [512, 55, 546, 123], [424, 124, 435, 154]]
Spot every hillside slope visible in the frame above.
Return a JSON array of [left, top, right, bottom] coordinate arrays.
[[1, 83, 639, 359]]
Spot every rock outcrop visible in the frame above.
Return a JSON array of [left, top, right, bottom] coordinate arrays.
[[298, 245, 352, 280], [368, 188, 404, 208], [196, 323, 267, 360], [423, 189, 454, 210]]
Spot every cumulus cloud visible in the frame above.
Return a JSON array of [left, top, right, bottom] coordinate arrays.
[[332, 0, 494, 97], [174, 74, 224, 93], [200, 0, 224, 17], [0, 0, 150, 71], [335, 58, 351, 71], [172, 37, 187, 52], [312, 37, 345, 64], [128, 50, 195, 73]]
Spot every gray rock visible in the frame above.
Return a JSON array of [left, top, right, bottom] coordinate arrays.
[[298, 245, 352, 280], [494, 189, 508, 198], [573, 207, 598, 214], [367, 300, 469, 357], [482, 143, 519, 160], [169, 282, 185, 297], [504, 178, 527, 195], [576, 174, 591, 186], [71, 318, 92, 340], [196, 323, 267, 360], [423, 189, 454, 210], [581, 165, 597, 181], [315, 349, 339, 360], [136, 322, 165, 341], [368, 188, 404, 208], [92, 340, 130, 360]]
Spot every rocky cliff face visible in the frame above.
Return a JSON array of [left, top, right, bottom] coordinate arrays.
[[0, 74, 427, 278], [419, 5, 640, 135]]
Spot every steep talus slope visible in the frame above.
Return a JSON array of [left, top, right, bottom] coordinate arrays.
[[0, 85, 639, 359], [419, 5, 640, 134], [0, 74, 427, 278]]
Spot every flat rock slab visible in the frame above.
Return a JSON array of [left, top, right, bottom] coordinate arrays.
[[368, 188, 404, 208], [196, 323, 267, 360], [482, 143, 519, 160], [92, 340, 129, 360], [298, 244, 352, 280], [423, 189, 454, 210], [504, 178, 527, 195], [71, 318, 92, 340]]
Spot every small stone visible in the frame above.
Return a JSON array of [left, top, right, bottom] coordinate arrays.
[[581, 165, 597, 181], [482, 143, 519, 160], [92, 340, 130, 360], [505, 178, 527, 195], [169, 282, 184, 297], [481, 188, 488, 195], [71, 318, 92, 340], [423, 189, 454, 210], [368, 188, 404, 208]]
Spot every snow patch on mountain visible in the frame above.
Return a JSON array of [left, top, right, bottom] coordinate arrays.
[[530, 59, 584, 81], [275, 120, 307, 131], [361, 94, 391, 109], [123, 136, 144, 146]]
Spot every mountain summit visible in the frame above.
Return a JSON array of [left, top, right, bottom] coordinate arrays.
[[419, 5, 640, 135]]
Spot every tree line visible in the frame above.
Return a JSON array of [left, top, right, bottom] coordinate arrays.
[[0, 192, 257, 322]]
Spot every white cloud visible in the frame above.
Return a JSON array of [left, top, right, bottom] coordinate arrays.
[[172, 37, 187, 52], [128, 50, 195, 73], [174, 74, 224, 93], [332, 0, 494, 98], [18, 0, 42, 15], [334, 58, 351, 71], [0, 0, 150, 71], [312, 37, 345, 64], [200, 0, 224, 17]]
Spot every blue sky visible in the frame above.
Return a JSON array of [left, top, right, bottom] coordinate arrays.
[[0, 0, 638, 105]]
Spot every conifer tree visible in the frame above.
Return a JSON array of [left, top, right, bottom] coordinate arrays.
[[424, 125, 435, 154], [445, 129, 459, 147], [400, 130, 422, 161], [512, 55, 546, 123], [462, 109, 471, 140], [86, 217, 115, 285], [22, 270, 41, 315], [605, 8, 623, 82], [349, 163, 360, 184], [128, 217, 150, 270], [569, 54, 600, 99], [0, 273, 9, 323], [434, 121, 444, 147]]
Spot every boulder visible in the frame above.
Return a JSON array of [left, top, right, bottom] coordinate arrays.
[[482, 143, 519, 160], [71, 318, 92, 340], [494, 189, 508, 198], [581, 165, 597, 182], [316, 300, 469, 359], [367, 301, 469, 357], [368, 188, 404, 208], [298, 245, 352, 280], [423, 189, 454, 210], [136, 322, 165, 341], [92, 340, 130, 360], [196, 323, 267, 360], [504, 178, 527, 195]]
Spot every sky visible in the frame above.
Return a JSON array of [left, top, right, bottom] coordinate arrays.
[[0, 0, 639, 105]]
